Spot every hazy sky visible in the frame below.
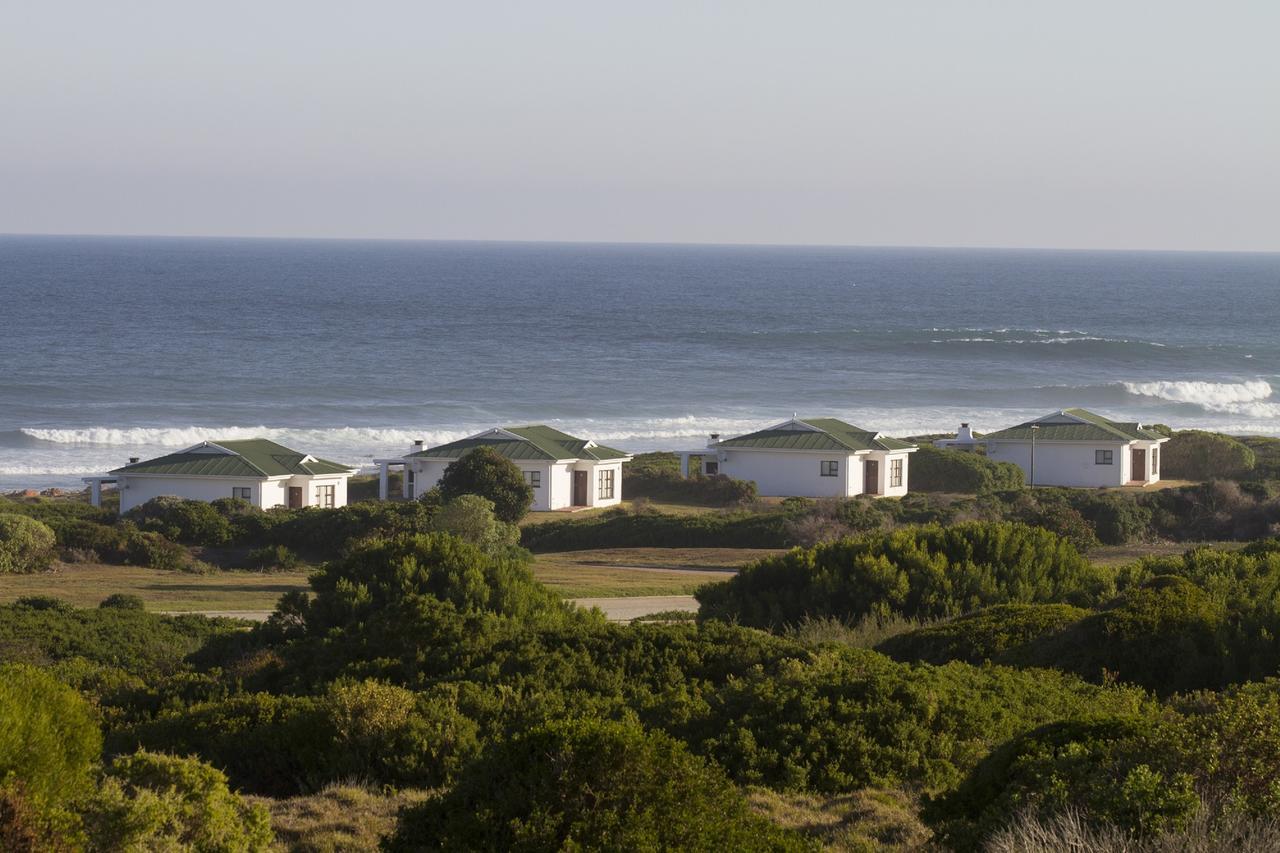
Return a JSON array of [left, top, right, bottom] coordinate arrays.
[[2, 1, 1277, 250]]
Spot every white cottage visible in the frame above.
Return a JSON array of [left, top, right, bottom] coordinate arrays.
[[983, 409, 1169, 488], [86, 439, 358, 513], [382, 426, 632, 511], [682, 417, 917, 498]]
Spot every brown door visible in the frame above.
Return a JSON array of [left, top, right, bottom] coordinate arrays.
[[288, 486, 303, 509], [573, 471, 588, 506], [1132, 449, 1146, 481], [863, 460, 879, 495]]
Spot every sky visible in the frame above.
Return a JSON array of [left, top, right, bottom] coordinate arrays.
[[2, 1, 1277, 251]]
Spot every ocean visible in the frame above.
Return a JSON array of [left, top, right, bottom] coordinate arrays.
[[2, 235, 1278, 491]]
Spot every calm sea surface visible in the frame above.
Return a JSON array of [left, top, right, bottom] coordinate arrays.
[[2, 235, 1278, 489]]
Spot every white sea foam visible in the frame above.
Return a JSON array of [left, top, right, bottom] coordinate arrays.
[[1122, 379, 1280, 418]]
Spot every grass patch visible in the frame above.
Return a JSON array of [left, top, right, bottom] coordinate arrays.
[[520, 499, 723, 526], [531, 547, 777, 598], [253, 785, 431, 852], [0, 562, 311, 611], [1089, 540, 1237, 567], [747, 786, 930, 851]]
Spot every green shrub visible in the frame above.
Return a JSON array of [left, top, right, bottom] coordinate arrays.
[[876, 603, 1089, 665], [0, 663, 102, 807], [124, 530, 190, 571], [126, 496, 232, 546], [697, 522, 1108, 629], [437, 446, 534, 523], [245, 544, 300, 572], [1162, 430, 1255, 480], [0, 514, 57, 574], [623, 464, 759, 506], [383, 717, 812, 852], [522, 508, 792, 552], [429, 494, 521, 555], [910, 446, 1025, 493], [85, 750, 272, 852], [99, 594, 145, 611]]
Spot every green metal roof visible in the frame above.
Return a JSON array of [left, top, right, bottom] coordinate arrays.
[[110, 439, 356, 477], [409, 425, 630, 463], [715, 418, 917, 453], [984, 409, 1167, 443]]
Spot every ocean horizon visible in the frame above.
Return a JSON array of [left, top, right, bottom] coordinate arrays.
[[3, 234, 1278, 491]]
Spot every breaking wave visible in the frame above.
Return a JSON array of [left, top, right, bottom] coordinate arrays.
[[1122, 379, 1280, 418]]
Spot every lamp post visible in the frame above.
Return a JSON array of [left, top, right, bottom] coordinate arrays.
[[1030, 424, 1039, 488]]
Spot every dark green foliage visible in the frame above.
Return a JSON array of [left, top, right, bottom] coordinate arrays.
[[697, 522, 1107, 629], [1237, 435, 1280, 481], [254, 501, 434, 557], [1162, 430, 1255, 480], [383, 717, 813, 852], [0, 601, 242, 677], [522, 507, 792, 552], [245, 543, 300, 571], [0, 514, 57, 574], [909, 446, 1026, 493], [126, 496, 232, 546], [98, 594, 145, 611], [0, 664, 103, 807], [623, 453, 759, 505], [122, 528, 190, 570], [876, 603, 1089, 665], [437, 446, 534, 522]]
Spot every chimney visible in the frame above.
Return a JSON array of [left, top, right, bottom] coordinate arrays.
[[128, 457, 139, 464], [707, 433, 720, 448], [957, 423, 974, 442], [412, 439, 424, 453]]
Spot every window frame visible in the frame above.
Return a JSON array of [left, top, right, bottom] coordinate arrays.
[[598, 468, 615, 500], [889, 458, 903, 488], [316, 484, 335, 508], [704, 461, 719, 476], [820, 460, 839, 477], [232, 486, 252, 501], [1152, 447, 1159, 476], [524, 470, 542, 489], [1095, 449, 1114, 465]]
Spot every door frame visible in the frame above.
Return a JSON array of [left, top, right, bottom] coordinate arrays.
[[572, 470, 589, 506], [288, 486, 303, 509], [1131, 448, 1146, 481], [863, 459, 880, 495]]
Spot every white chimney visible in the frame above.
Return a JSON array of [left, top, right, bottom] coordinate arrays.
[[707, 433, 720, 448], [411, 439, 424, 453], [956, 423, 974, 442]]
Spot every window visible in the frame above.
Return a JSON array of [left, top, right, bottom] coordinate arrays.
[[232, 487, 251, 501], [820, 460, 839, 477], [1096, 449, 1114, 465], [316, 484, 335, 508], [889, 458, 903, 488], [1152, 448, 1159, 476], [598, 469, 615, 500], [524, 470, 542, 489], [704, 461, 719, 475]]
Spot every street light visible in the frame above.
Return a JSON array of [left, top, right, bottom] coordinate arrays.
[[1030, 424, 1039, 487]]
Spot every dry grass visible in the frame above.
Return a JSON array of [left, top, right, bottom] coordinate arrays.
[[0, 562, 311, 611], [253, 785, 431, 853], [984, 809, 1280, 853], [520, 499, 722, 526], [531, 547, 777, 598], [1089, 540, 1239, 567], [748, 787, 931, 851], [786, 614, 938, 650]]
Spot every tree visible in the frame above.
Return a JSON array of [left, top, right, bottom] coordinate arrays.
[[0, 664, 102, 807], [0, 515, 57, 574], [436, 447, 534, 522], [429, 495, 520, 554], [1161, 431, 1255, 481]]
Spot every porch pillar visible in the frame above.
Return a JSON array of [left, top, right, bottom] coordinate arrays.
[[378, 463, 390, 501], [402, 464, 412, 499], [90, 480, 101, 507], [679, 453, 690, 478]]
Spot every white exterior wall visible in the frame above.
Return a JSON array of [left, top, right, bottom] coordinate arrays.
[[716, 450, 864, 498], [584, 461, 624, 508], [118, 475, 271, 514], [302, 476, 349, 508], [870, 451, 912, 498], [260, 479, 287, 509], [987, 441, 1130, 487]]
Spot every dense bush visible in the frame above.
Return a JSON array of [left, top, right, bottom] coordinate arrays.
[[909, 446, 1025, 493], [85, 751, 272, 851], [126, 496, 233, 546], [1162, 430, 1256, 480], [383, 717, 812, 852], [0, 663, 102, 808], [623, 452, 759, 506], [252, 501, 434, 556], [522, 506, 792, 552], [429, 494, 521, 555], [99, 593, 145, 611], [876, 603, 1089, 666], [0, 514, 57, 574], [123, 528, 191, 570], [245, 543, 301, 572], [437, 446, 534, 523], [698, 522, 1107, 629]]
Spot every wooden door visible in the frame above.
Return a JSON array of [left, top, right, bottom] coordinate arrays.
[[1131, 449, 1146, 481], [863, 460, 879, 495], [573, 471, 588, 506], [288, 486, 303, 508]]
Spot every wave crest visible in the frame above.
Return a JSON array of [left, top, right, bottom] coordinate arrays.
[[1123, 379, 1280, 418]]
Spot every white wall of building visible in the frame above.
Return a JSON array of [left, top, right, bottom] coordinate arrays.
[[584, 461, 624, 508], [117, 473, 352, 514], [715, 450, 864, 498], [867, 451, 912, 498], [987, 441, 1132, 487]]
